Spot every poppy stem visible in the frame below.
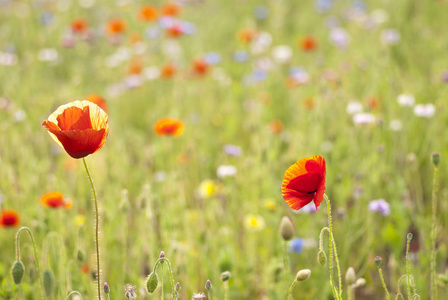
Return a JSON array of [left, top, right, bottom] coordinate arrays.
[[376, 266, 390, 300], [15, 227, 46, 300], [324, 194, 343, 299], [287, 280, 297, 300], [406, 234, 412, 300], [430, 164, 439, 300], [64, 291, 82, 300], [82, 158, 102, 300]]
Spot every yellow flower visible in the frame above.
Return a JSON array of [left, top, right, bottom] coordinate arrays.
[[75, 215, 86, 227], [244, 214, 265, 232], [198, 180, 218, 198], [264, 199, 277, 211]]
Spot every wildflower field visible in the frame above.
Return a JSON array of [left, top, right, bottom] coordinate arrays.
[[1, 0, 448, 299]]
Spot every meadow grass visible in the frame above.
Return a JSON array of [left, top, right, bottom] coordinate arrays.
[[0, 0, 448, 299]]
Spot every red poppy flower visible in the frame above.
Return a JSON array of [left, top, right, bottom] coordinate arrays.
[[85, 94, 108, 113], [192, 58, 209, 75], [71, 18, 89, 34], [167, 23, 184, 37], [239, 29, 256, 43], [42, 100, 109, 159], [154, 118, 184, 136], [160, 63, 176, 79], [282, 156, 326, 210], [138, 5, 159, 22], [299, 36, 318, 51], [0, 209, 20, 227], [162, 3, 181, 16], [40, 192, 72, 209], [106, 18, 127, 35]]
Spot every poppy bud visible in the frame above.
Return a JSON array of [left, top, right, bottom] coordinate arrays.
[[104, 282, 110, 294], [407, 233, 413, 241], [11, 261, 25, 285], [43, 269, 55, 297], [317, 250, 327, 267], [345, 267, 356, 285], [221, 271, 231, 282], [159, 251, 165, 264], [205, 279, 212, 291], [279, 216, 295, 241], [395, 293, 404, 300], [175, 282, 181, 292], [77, 248, 86, 262], [145, 272, 159, 294], [355, 278, 366, 287], [431, 153, 440, 167], [374, 256, 382, 269], [295, 269, 311, 282]]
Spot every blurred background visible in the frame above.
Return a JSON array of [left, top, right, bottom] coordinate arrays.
[[0, 0, 448, 299]]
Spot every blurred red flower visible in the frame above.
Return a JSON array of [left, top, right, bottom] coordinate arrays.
[[106, 18, 127, 35], [154, 118, 184, 136], [162, 3, 181, 16], [299, 36, 318, 51], [86, 94, 108, 113], [40, 192, 72, 209], [0, 209, 20, 227], [282, 156, 326, 210], [71, 18, 89, 34], [42, 101, 109, 159], [138, 5, 159, 22]]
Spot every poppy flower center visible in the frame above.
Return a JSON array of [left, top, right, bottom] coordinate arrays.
[[2, 214, 17, 225]]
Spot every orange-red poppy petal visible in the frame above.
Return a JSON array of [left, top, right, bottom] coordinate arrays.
[[282, 155, 326, 211]]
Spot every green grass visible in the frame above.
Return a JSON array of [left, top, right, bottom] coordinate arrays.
[[0, 0, 448, 299]]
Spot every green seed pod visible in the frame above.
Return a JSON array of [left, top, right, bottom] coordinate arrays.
[[279, 216, 295, 241], [43, 269, 55, 297], [145, 272, 159, 294], [317, 250, 327, 267], [345, 267, 356, 285], [295, 269, 311, 282], [431, 153, 440, 167], [374, 256, 382, 269], [407, 233, 413, 241], [11, 261, 25, 285], [221, 271, 231, 282]]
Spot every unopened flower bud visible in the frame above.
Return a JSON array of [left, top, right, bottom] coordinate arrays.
[[407, 233, 413, 241], [43, 269, 55, 297], [175, 282, 181, 292], [279, 216, 295, 241], [295, 269, 311, 282], [355, 278, 366, 287], [345, 267, 356, 285], [159, 251, 165, 264], [317, 250, 327, 267], [221, 271, 231, 282], [145, 272, 159, 294], [374, 256, 382, 269], [11, 261, 25, 285], [104, 282, 110, 294], [205, 279, 212, 291], [431, 153, 440, 167], [77, 248, 86, 262]]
